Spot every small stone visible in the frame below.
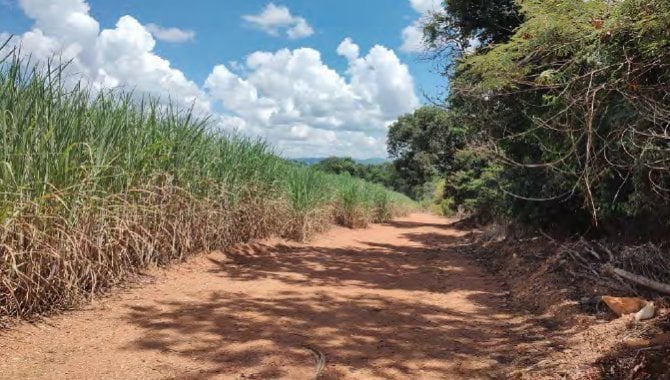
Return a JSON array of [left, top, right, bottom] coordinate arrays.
[[635, 302, 655, 321]]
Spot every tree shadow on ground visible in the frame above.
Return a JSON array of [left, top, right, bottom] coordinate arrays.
[[383, 219, 455, 230], [442, 217, 670, 378], [122, 218, 576, 378]]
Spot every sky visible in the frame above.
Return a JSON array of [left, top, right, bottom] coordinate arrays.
[[0, 0, 446, 159]]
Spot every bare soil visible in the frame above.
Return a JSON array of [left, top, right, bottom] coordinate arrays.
[[0, 213, 665, 379]]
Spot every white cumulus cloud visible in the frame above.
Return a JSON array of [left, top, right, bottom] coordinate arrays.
[[401, 0, 442, 53], [336, 37, 359, 61], [243, 3, 314, 39], [3, 1, 420, 158], [206, 38, 419, 157], [10, 0, 209, 113], [145, 23, 195, 43], [401, 22, 425, 53], [409, 0, 442, 14]]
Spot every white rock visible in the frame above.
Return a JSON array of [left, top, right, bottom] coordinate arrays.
[[635, 302, 655, 321]]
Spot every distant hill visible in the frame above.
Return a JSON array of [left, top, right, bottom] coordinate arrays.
[[293, 157, 389, 166], [356, 157, 389, 165]]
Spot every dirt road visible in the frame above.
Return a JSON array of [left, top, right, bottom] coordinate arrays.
[[0, 214, 544, 379]]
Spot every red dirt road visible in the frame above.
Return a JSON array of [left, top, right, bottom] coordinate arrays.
[[0, 214, 538, 379]]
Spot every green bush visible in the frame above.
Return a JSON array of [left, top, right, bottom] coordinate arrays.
[[418, 0, 670, 233], [445, 149, 504, 222]]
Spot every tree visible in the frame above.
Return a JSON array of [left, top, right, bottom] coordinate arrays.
[[387, 106, 465, 197], [313, 157, 361, 176], [313, 157, 410, 194], [424, 0, 524, 60], [425, 0, 670, 229]]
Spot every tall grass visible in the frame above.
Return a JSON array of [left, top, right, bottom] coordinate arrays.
[[0, 47, 416, 319]]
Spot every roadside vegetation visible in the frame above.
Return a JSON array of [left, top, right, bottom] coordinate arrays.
[[310, 157, 407, 194], [0, 48, 415, 319], [382, 1, 670, 374], [387, 0, 670, 234]]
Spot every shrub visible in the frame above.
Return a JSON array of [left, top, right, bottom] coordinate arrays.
[[444, 149, 504, 222]]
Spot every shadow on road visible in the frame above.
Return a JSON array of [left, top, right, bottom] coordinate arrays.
[[123, 216, 573, 378]]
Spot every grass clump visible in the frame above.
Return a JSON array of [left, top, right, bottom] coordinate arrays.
[[282, 166, 333, 241], [0, 47, 416, 319], [333, 175, 371, 228], [331, 174, 416, 228]]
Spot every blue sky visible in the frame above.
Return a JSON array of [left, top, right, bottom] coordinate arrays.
[[0, 0, 446, 158]]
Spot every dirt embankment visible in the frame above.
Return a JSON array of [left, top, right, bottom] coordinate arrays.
[[0, 213, 667, 379], [462, 223, 670, 379]]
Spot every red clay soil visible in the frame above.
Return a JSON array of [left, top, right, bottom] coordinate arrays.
[[0, 214, 564, 379]]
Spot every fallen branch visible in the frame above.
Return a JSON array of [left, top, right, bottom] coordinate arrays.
[[603, 264, 670, 295], [303, 344, 326, 379], [595, 242, 615, 262], [579, 238, 602, 261]]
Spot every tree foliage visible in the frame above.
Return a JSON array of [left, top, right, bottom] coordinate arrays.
[[312, 157, 410, 194], [399, 0, 670, 231], [387, 106, 465, 197], [425, 0, 523, 54]]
